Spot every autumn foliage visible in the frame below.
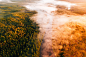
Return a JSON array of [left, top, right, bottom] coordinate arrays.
[[54, 22, 86, 57], [0, 5, 41, 57]]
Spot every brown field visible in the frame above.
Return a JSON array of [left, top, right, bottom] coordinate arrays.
[[52, 3, 86, 57]]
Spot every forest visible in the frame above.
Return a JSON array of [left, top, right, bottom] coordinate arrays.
[[0, 4, 41, 57]]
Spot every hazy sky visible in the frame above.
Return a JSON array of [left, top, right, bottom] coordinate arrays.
[[1, 0, 86, 3]]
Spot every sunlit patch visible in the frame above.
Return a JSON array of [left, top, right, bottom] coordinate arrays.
[[23, 0, 86, 57], [55, 1, 76, 10], [39, 0, 76, 10], [41, 0, 55, 3], [53, 22, 86, 57], [24, 0, 76, 12]]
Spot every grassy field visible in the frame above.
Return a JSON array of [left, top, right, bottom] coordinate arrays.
[[0, 4, 25, 18]]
